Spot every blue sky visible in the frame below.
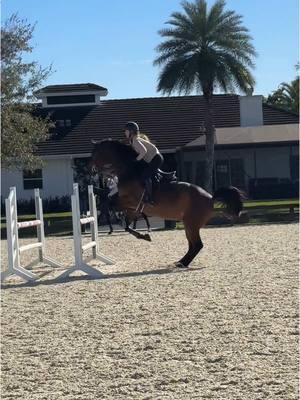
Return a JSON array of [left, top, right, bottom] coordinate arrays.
[[2, 0, 299, 99]]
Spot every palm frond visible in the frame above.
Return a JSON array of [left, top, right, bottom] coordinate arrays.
[[155, 0, 256, 97]]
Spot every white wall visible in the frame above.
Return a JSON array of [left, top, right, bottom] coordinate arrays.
[[42, 158, 74, 198], [1, 158, 74, 201], [1, 169, 25, 199]]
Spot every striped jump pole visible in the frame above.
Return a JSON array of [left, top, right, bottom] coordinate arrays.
[[1, 187, 64, 283], [58, 183, 114, 279]]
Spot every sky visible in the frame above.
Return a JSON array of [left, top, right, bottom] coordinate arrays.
[[2, 0, 299, 100]]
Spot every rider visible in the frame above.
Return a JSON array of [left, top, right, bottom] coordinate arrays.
[[106, 175, 119, 199], [124, 121, 164, 204]]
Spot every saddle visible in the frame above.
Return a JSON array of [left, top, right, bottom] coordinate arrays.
[[154, 169, 177, 184], [140, 170, 177, 206]]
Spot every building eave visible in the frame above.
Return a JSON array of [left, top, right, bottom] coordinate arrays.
[[36, 90, 108, 98], [182, 140, 299, 152]]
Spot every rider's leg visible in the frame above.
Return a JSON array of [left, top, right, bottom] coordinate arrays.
[[144, 178, 153, 203], [141, 154, 164, 204]]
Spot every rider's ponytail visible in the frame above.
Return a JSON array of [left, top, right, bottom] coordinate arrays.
[[139, 133, 151, 143]]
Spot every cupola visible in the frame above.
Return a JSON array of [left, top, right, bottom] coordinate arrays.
[[34, 83, 108, 107]]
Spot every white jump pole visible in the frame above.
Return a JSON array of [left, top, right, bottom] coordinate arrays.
[[1, 187, 64, 283], [58, 183, 114, 279]]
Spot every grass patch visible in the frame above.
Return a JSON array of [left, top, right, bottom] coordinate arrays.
[[215, 198, 299, 209], [1, 198, 299, 235]]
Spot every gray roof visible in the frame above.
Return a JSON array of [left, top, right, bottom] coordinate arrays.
[[35, 83, 108, 95], [35, 94, 299, 156]]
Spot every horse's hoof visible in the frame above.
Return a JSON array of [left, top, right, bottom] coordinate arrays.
[[144, 234, 152, 242], [174, 262, 188, 268]]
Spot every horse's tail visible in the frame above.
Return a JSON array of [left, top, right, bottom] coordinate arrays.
[[212, 186, 245, 217]]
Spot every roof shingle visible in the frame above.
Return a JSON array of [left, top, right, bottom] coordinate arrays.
[[36, 94, 299, 156]]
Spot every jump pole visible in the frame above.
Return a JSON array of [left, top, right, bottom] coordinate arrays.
[[58, 183, 114, 279]]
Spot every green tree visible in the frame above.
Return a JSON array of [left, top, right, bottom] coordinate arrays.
[[154, 0, 256, 192], [1, 14, 52, 169], [266, 77, 299, 113]]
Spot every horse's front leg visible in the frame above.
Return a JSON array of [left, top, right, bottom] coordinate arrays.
[[125, 213, 151, 242]]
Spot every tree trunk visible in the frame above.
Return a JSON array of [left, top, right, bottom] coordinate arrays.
[[203, 89, 215, 194]]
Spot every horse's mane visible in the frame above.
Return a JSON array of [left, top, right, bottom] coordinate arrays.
[[92, 139, 140, 178], [93, 139, 137, 161], [110, 139, 137, 160]]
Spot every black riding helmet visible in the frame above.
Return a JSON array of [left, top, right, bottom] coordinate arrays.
[[125, 121, 139, 134]]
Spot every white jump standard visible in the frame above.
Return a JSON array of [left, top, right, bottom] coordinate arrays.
[[1, 187, 63, 283], [58, 183, 114, 279]]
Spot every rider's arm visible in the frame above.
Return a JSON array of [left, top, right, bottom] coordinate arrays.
[[132, 137, 147, 161]]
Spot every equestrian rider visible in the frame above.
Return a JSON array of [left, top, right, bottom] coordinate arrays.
[[124, 121, 164, 204], [106, 175, 119, 198]]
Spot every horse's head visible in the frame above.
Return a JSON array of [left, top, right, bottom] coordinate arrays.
[[90, 139, 137, 177]]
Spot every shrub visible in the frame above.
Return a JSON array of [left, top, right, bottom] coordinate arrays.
[[1, 195, 71, 216]]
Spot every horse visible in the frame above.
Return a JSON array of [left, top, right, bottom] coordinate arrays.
[[90, 139, 244, 268]]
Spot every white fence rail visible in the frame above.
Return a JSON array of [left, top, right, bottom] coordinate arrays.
[[1, 187, 63, 283]]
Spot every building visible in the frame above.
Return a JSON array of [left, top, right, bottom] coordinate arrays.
[[1, 83, 299, 201]]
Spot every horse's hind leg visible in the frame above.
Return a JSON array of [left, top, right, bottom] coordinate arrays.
[[175, 220, 203, 268]]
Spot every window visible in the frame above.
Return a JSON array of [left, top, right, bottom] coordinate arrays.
[[196, 161, 205, 187], [216, 163, 228, 173], [215, 158, 245, 189], [216, 160, 230, 187], [290, 155, 299, 182], [184, 162, 193, 183], [47, 94, 95, 105], [230, 158, 245, 188], [55, 119, 72, 128], [23, 169, 43, 190], [56, 120, 65, 127]]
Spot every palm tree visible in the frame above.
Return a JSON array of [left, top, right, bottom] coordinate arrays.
[[154, 0, 256, 193], [266, 77, 299, 113]]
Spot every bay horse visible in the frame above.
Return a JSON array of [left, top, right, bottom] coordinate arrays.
[[90, 139, 244, 268]]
